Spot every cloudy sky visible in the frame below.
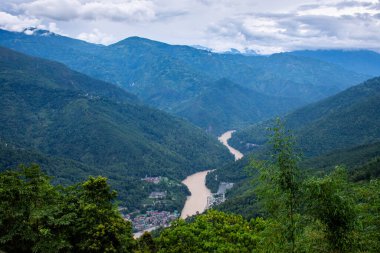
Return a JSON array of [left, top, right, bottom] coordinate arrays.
[[1, 0, 380, 54]]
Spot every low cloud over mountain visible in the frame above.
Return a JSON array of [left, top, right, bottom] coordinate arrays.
[[0, 0, 379, 53]]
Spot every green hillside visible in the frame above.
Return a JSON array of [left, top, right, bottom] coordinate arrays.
[[301, 142, 380, 173], [0, 141, 96, 186], [173, 78, 305, 134], [0, 47, 232, 209], [231, 77, 380, 156], [351, 156, 380, 182]]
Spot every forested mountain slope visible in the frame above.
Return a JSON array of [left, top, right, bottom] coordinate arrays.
[[231, 77, 380, 157], [173, 78, 305, 134], [0, 47, 232, 203]]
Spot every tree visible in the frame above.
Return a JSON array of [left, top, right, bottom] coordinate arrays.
[[156, 210, 261, 253], [0, 165, 135, 252], [136, 232, 157, 253], [248, 118, 302, 252], [0, 164, 72, 252], [352, 179, 380, 252], [66, 176, 136, 252], [303, 167, 356, 252]]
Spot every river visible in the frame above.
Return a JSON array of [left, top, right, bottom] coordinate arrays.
[[218, 130, 243, 161], [180, 170, 212, 218], [180, 130, 244, 218]]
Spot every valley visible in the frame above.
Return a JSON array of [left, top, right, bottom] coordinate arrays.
[[0, 46, 233, 212], [0, 11, 380, 252]]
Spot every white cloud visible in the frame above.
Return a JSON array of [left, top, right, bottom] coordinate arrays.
[[0, 11, 40, 31], [0, 0, 380, 53], [204, 0, 380, 53], [80, 1, 156, 21], [19, 0, 78, 21], [18, 0, 156, 22], [47, 22, 60, 33], [77, 28, 115, 44]]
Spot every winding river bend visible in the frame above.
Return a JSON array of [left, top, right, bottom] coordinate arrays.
[[180, 130, 243, 218], [218, 130, 244, 161]]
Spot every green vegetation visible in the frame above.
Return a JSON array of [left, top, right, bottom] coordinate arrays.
[[300, 141, 380, 174], [0, 140, 96, 186], [0, 165, 135, 252], [0, 142, 190, 212], [209, 140, 380, 199], [0, 47, 232, 211], [0, 29, 369, 134], [154, 121, 380, 252], [155, 210, 261, 253], [252, 119, 302, 252], [303, 168, 356, 252], [1, 121, 379, 252], [174, 78, 303, 134], [351, 156, 380, 182], [211, 118, 380, 220], [231, 77, 380, 156], [205, 156, 250, 193], [205, 157, 260, 219], [125, 177, 189, 213], [214, 181, 258, 219]]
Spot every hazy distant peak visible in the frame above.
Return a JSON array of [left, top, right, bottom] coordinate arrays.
[[109, 36, 169, 48], [222, 48, 241, 55]]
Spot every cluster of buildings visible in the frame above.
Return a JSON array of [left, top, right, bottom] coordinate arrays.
[[149, 191, 167, 199], [141, 176, 161, 184], [206, 182, 234, 209], [83, 93, 100, 100], [207, 193, 226, 208], [125, 210, 179, 232], [245, 142, 260, 149]]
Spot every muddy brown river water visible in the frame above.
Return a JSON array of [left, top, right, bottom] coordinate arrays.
[[180, 130, 243, 218]]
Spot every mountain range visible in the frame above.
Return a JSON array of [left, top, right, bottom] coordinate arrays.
[[0, 28, 375, 134], [288, 49, 380, 76]]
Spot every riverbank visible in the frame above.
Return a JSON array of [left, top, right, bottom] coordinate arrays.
[[134, 130, 243, 236]]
